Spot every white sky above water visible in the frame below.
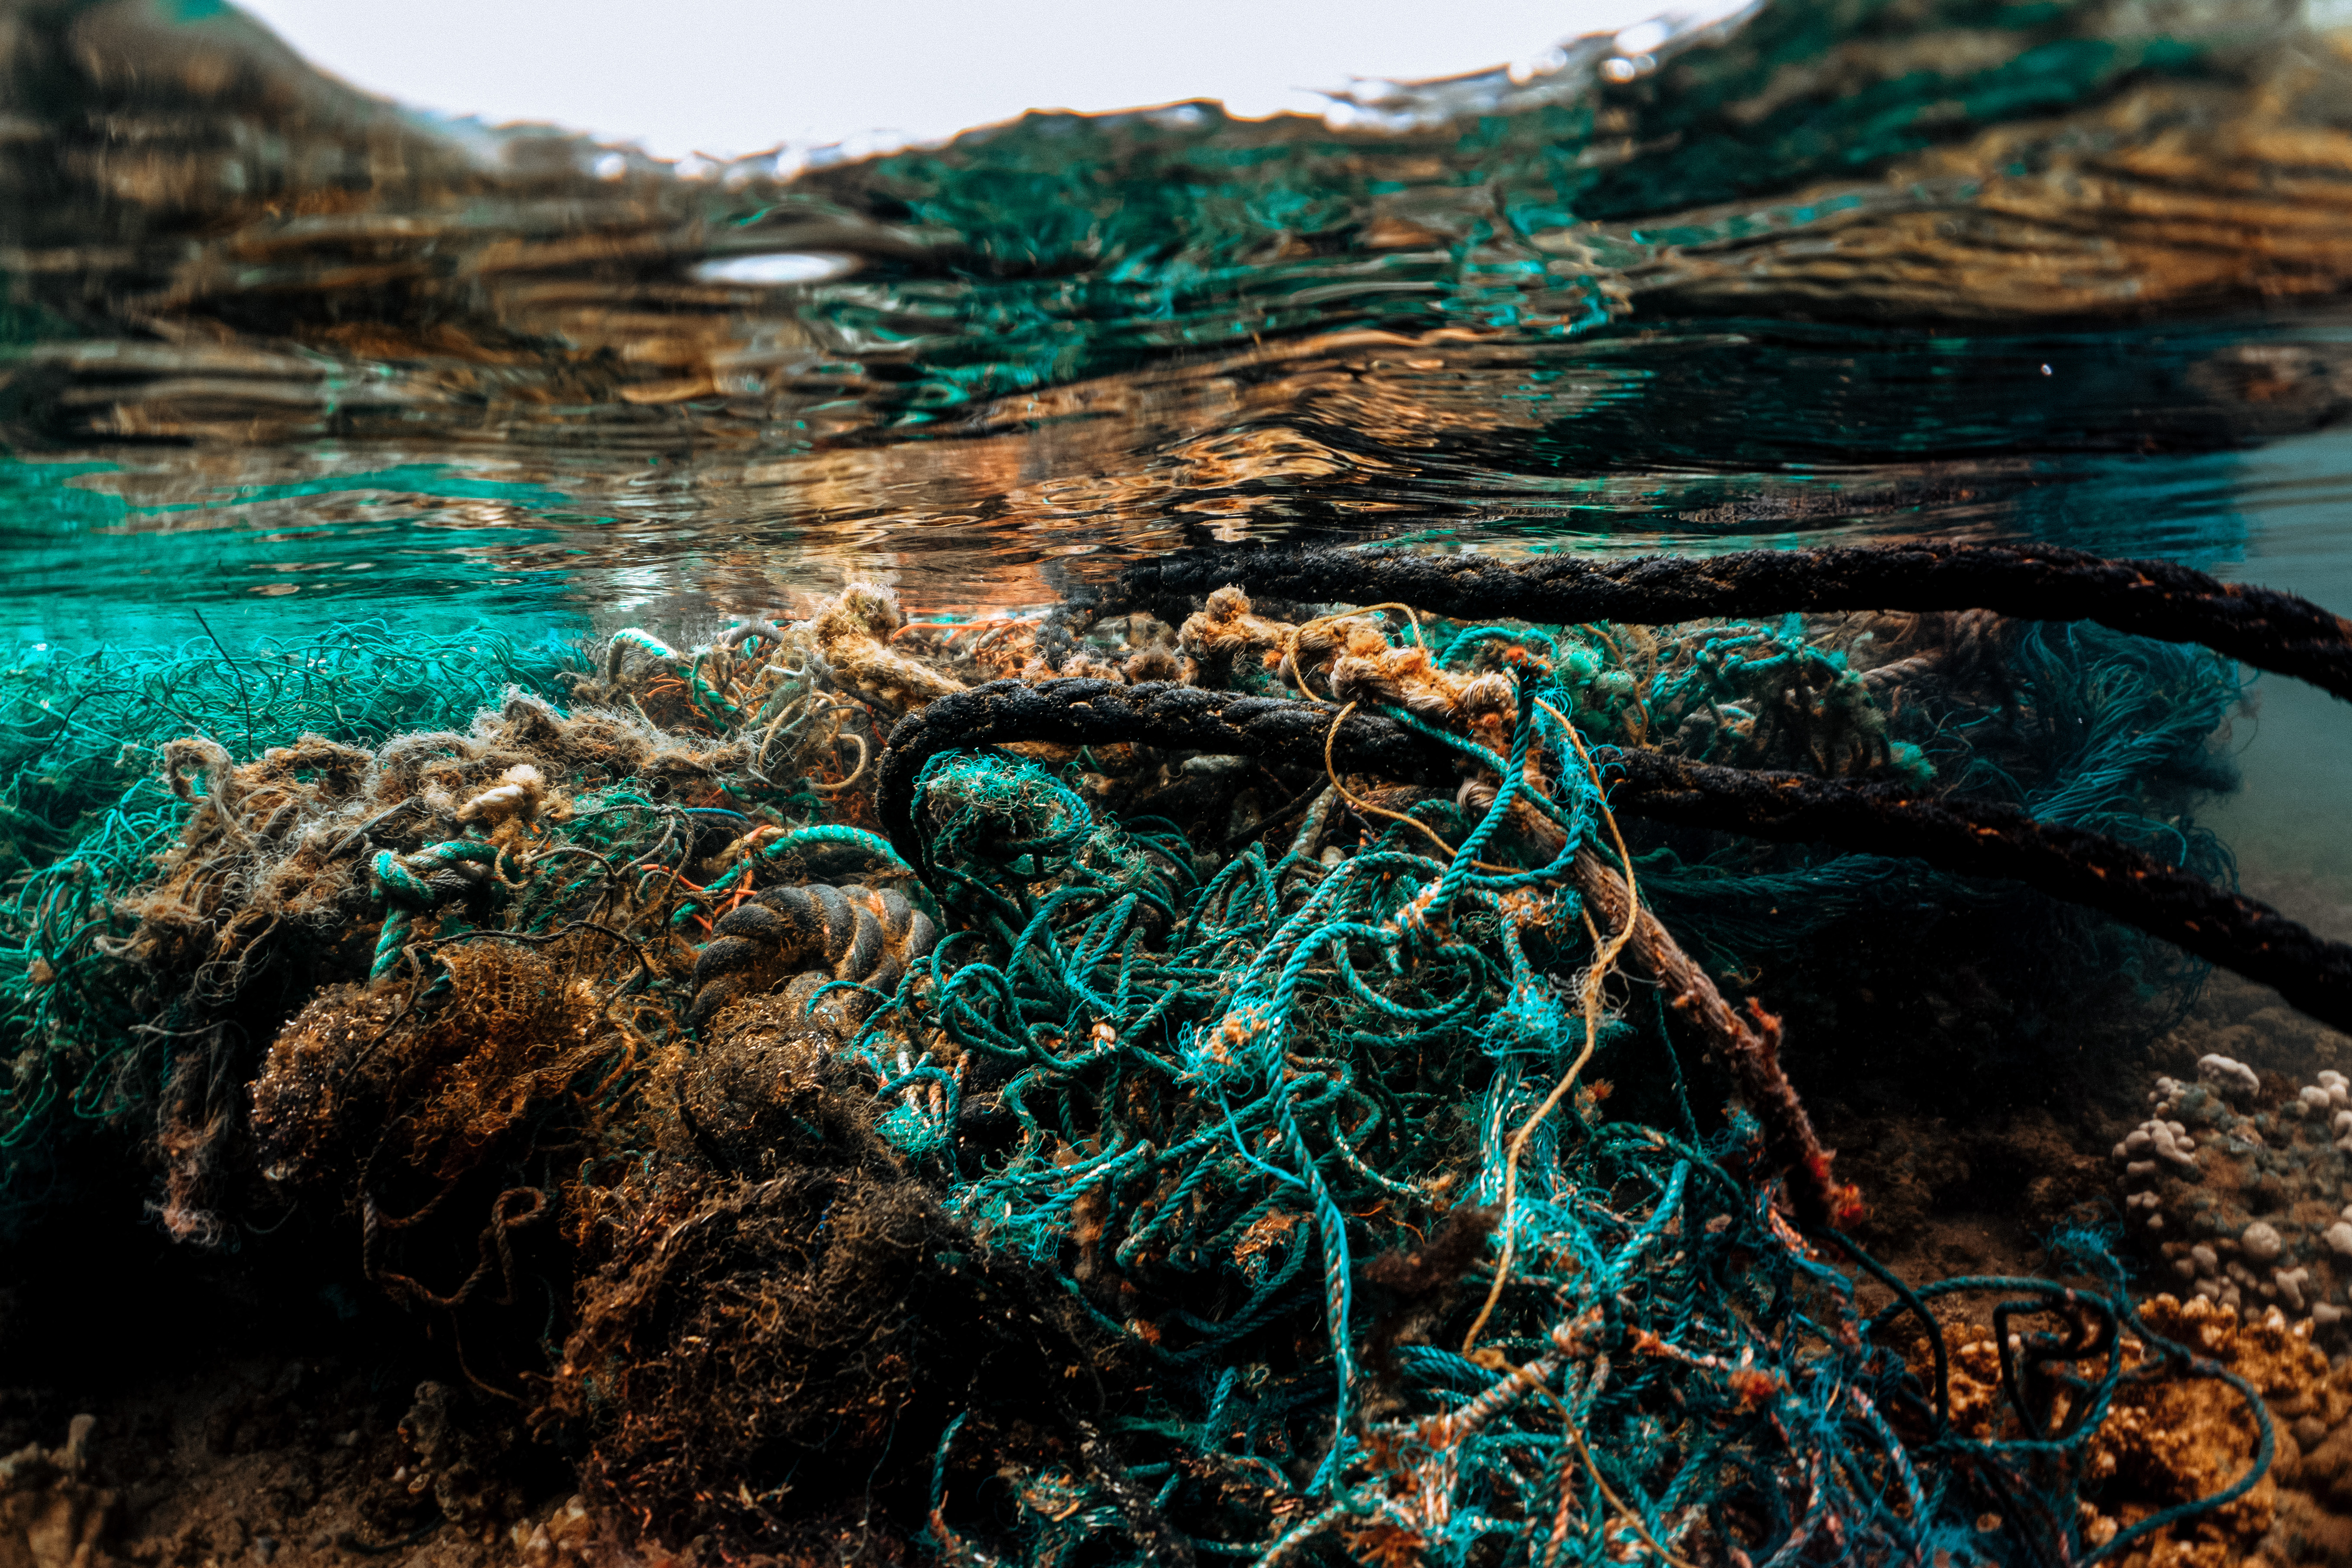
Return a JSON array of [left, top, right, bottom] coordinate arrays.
[[236, 0, 1695, 163]]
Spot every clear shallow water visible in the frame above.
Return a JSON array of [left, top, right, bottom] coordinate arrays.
[[2201, 422, 2352, 934]]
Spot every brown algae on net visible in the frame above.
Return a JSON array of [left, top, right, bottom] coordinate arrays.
[[5, 544, 2352, 1566]]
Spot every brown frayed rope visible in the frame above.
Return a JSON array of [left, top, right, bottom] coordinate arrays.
[[1116, 539, 2352, 702]]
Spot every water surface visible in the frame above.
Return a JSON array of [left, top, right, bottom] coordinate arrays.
[[6, 0, 2352, 908]]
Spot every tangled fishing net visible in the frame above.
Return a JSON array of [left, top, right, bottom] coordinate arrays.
[[6, 541, 2350, 1567]]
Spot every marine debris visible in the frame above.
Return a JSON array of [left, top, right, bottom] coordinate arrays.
[[7, 541, 2352, 1565]]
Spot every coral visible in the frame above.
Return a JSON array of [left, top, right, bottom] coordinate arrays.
[[1929, 1296, 2352, 1567], [2117, 1054, 2352, 1323], [0, 1416, 122, 1568], [2083, 1297, 2304, 1560]]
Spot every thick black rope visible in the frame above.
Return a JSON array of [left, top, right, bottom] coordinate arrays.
[[875, 680, 1458, 869], [1599, 748, 2352, 1034], [1114, 540, 2352, 702], [879, 679, 2352, 1033]]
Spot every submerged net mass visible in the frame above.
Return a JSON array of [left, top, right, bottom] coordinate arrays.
[[0, 541, 2337, 1568]]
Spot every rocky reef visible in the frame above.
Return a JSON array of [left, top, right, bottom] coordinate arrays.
[[2119, 1052, 2352, 1326]]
